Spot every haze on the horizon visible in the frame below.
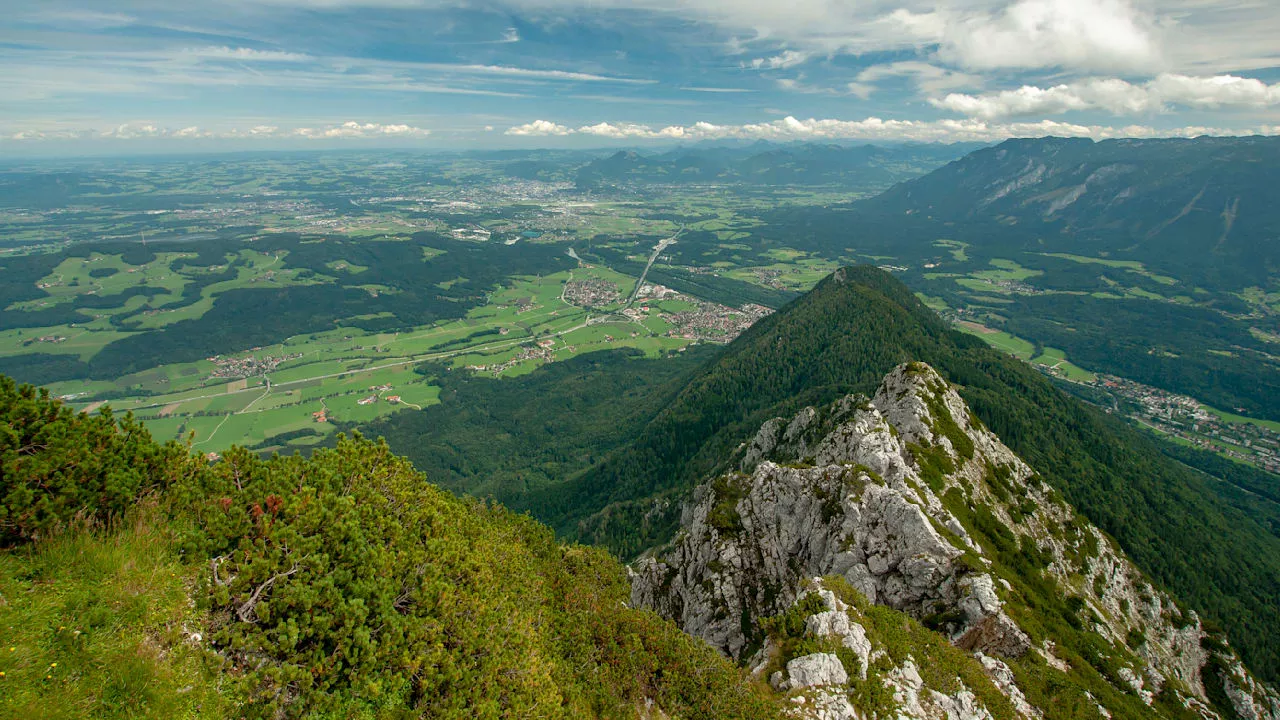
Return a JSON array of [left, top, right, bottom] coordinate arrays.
[[3, 0, 1280, 153]]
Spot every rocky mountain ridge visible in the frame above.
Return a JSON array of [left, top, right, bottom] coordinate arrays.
[[632, 362, 1280, 719]]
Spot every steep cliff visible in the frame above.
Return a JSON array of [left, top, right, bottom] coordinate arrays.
[[632, 362, 1280, 720]]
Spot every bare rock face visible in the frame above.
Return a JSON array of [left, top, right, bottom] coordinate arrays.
[[784, 653, 849, 689], [631, 363, 1028, 660], [631, 362, 1280, 720], [758, 579, 1008, 720], [1219, 659, 1280, 720]]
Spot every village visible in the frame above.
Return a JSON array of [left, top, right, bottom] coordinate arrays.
[[1088, 374, 1280, 473], [209, 352, 304, 380], [466, 340, 559, 376], [562, 276, 622, 307], [661, 301, 773, 341]]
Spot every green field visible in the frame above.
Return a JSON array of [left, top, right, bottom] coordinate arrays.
[[933, 239, 969, 262], [1202, 405, 1280, 433], [964, 325, 1035, 358], [50, 265, 722, 451], [1029, 346, 1097, 382], [726, 254, 841, 291], [1041, 252, 1178, 285], [955, 322, 1096, 382]]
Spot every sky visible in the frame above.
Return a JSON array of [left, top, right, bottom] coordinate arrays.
[[2, 0, 1280, 153]]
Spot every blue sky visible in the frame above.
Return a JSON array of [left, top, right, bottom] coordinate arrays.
[[2, 0, 1279, 152]]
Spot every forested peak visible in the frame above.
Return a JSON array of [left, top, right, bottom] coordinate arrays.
[[549, 265, 1280, 692]]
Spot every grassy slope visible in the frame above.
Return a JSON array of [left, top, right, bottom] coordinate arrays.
[[0, 512, 227, 719]]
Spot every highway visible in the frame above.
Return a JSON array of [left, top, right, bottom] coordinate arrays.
[[625, 226, 683, 308]]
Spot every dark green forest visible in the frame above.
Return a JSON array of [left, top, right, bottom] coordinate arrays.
[[356, 347, 714, 501], [0, 233, 578, 384]]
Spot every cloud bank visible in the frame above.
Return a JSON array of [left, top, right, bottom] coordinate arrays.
[[6, 121, 431, 142], [933, 74, 1280, 120], [505, 115, 1270, 143]]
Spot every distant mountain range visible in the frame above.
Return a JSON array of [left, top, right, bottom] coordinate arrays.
[[862, 135, 1280, 289], [568, 143, 982, 190]]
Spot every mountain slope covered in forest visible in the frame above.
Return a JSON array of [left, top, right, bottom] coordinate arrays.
[[517, 266, 1280, 685]]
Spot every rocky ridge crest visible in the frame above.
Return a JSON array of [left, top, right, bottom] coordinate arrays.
[[631, 362, 1280, 720]]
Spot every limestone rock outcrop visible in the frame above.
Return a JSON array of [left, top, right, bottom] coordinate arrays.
[[631, 362, 1280, 720]]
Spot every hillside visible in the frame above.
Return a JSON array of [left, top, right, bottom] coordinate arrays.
[[0, 378, 780, 719], [865, 136, 1280, 290], [736, 136, 1280, 421], [513, 266, 1280, 684], [634, 362, 1280, 719]]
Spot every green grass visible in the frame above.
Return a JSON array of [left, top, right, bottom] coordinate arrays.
[[1201, 405, 1280, 433], [956, 278, 1013, 295], [915, 293, 949, 311], [1041, 252, 1144, 269], [933, 239, 969, 261], [0, 324, 139, 362], [956, 324, 1036, 360], [0, 512, 227, 719], [325, 260, 368, 273], [1041, 252, 1179, 287], [721, 253, 840, 293], [1125, 287, 1166, 301], [763, 248, 807, 262], [955, 324, 1096, 381], [1030, 347, 1097, 382], [974, 258, 1042, 281], [8, 252, 194, 313]]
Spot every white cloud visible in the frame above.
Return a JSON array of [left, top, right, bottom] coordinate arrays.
[[100, 123, 167, 139], [505, 119, 573, 136], [854, 61, 983, 95], [501, 114, 1274, 143], [933, 74, 1280, 120], [291, 121, 431, 138], [576, 122, 658, 138], [4, 121, 430, 142], [888, 0, 1161, 72], [181, 46, 313, 63], [425, 64, 653, 83], [681, 86, 756, 93], [750, 50, 809, 70], [1149, 74, 1280, 108]]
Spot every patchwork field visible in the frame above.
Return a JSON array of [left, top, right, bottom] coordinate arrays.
[[42, 266, 724, 452]]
